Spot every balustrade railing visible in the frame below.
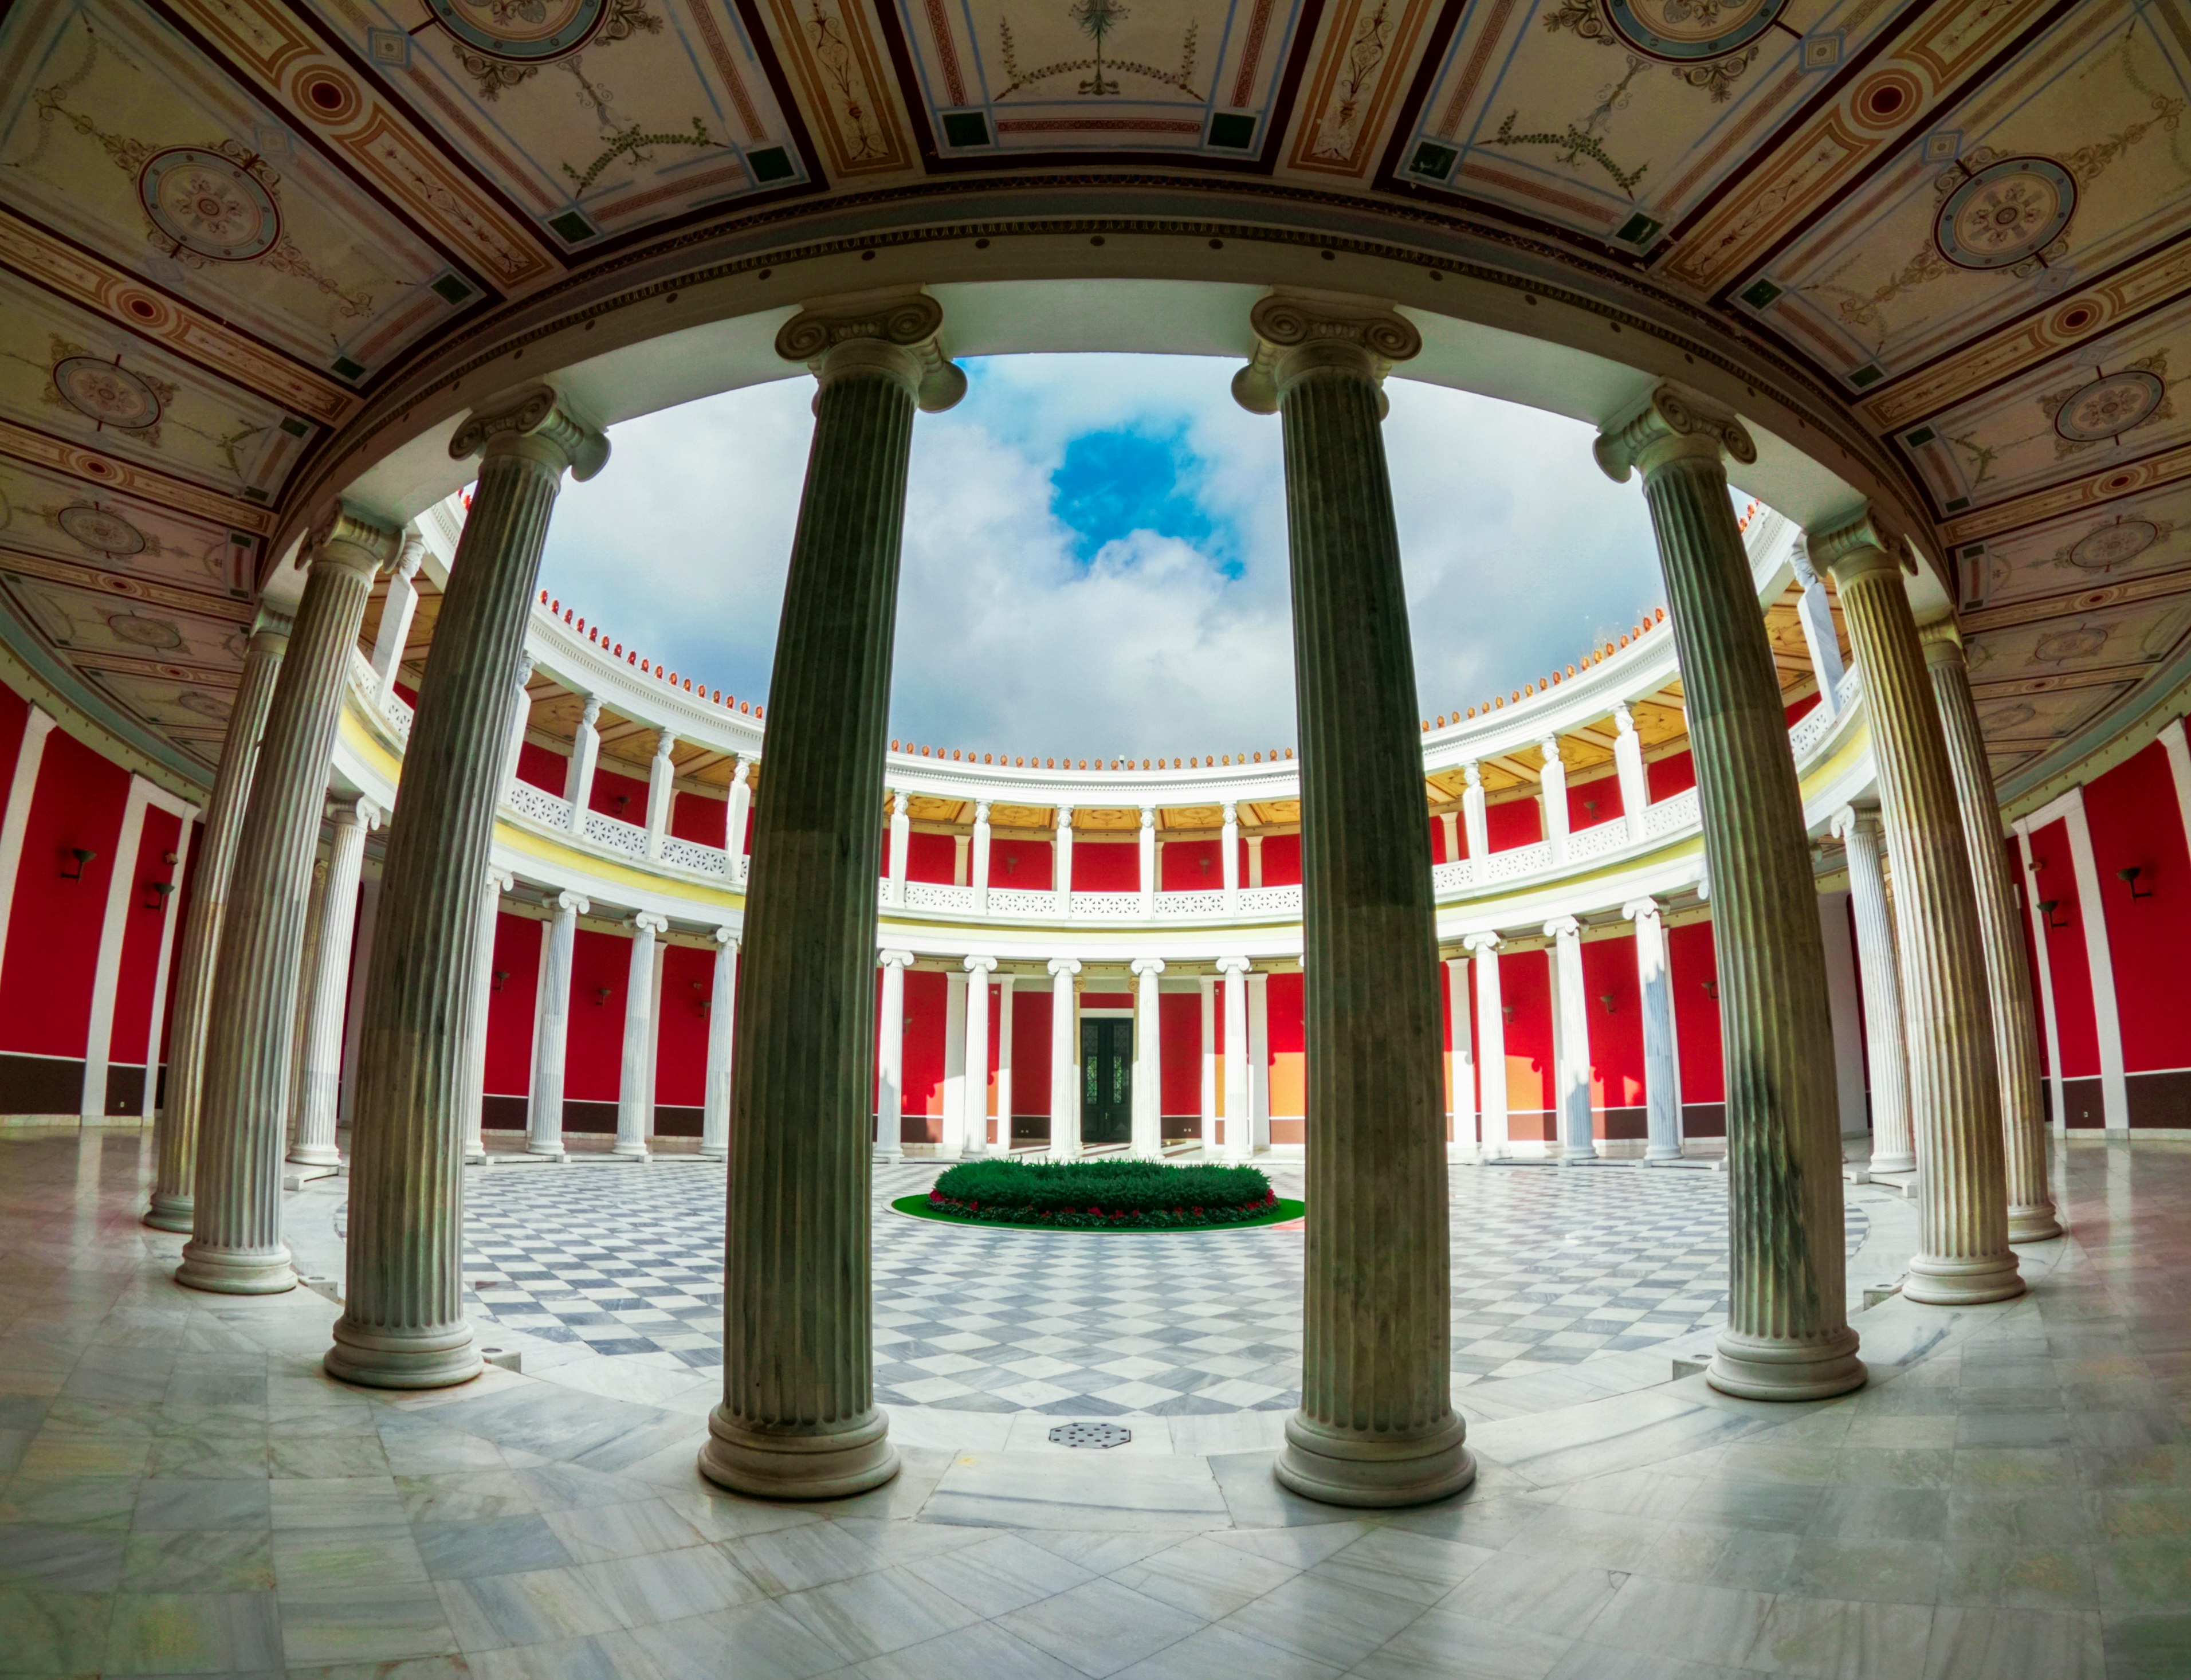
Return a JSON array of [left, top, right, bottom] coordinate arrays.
[[505, 779, 574, 829], [660, 835, 731, 878], [583, 809, 648, 857]]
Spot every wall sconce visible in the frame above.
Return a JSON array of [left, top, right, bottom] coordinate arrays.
[[2118, 866, 2154, 900], [1583, 800, 1600, 819], [1501, 1004, 1515, 1023], [492, 969, 509, 994], [613, 794, 631, 814], [2038, 898, 2068, 929], [60, 847, 95, 880], [1598, 993, 1616, 1014], [141, 880, 174, 911], [1702, 980, 1719, 1000], [1005, 853, 1019, 876], [594, 987, 611, 1006]]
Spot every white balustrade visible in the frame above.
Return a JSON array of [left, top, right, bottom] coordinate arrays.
[[1479, 841, 1553, 883], [904, 881, 977, 913], [505, 780, 575, 829], [1431, 859, 1474, 894], [986, 886, 1060, 918], [1566, 820, 1631, 863], [1070, 891, 1145, 918], [1643, 788, 1701, 839], [1234, 885, 1302, 915], [583, 808, 649, 857], [1156, 890, 1228, 916], [659, 835, 731, 877]]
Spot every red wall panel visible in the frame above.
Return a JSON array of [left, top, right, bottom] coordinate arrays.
[[902, 968, 947, 1128], [655, 943, 711, 1106], [588, 763, 647, 822], [1159, 989, 1201, 1114], [1499, 948, 1554, 1136], [109, 806, 183, 1067], [670, 790, 727, 847], [516, 739, 564, 793], [906, 831, 956, 885], [1568, 770, 1623, 832], [2082, 741, 2191, 1074], [2027, 817, 2099, 1079], [1073, 839, 1138, 890], [1485, 797, 1542, 853], [0, 730, 131, 1059], [563, 927, 629, 1102], [1012, 984, 1051, 1116], [1581, 932, 1645, 1114], [1266, 970, 1303, 1125], [1668, 921, 1725, 1105], [484, 912, 541, 1097], [1260, 833, 1302, 886], [1160, 839, 1221, 891], [1648, 750, 1695, 801], [990, 836, 1053, 890]]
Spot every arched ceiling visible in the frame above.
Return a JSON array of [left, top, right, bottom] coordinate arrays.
[[0, 0, 2182, 805]]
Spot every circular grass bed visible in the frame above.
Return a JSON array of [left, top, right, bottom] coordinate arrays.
[[896, 1157, 1303, 1232]]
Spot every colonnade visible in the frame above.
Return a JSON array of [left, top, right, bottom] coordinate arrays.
[[139, 285, 2061, 1514]]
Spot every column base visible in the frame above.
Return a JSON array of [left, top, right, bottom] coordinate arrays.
[[175, 1241, 297, 1295], [1905, 1250, 2025, 1305], [1707, 1327, 1866, 1402], [325, 1317, 483, 1389], [2008, 1204, 2063, 1243], [464, 1149, 489, 1166], [697, 1404, 898, 1501], [1871, 1151, 1916, 1174], [527, 1141, 565, 1160], [288, 1144, 341, 1169], [143, 1194, 193, 1234], [1644, 1143, 1685, 1165], [1273, 1410, 1474, 1509], [700, 1145, 728, 1162], [610, 1142, 651, 1160]]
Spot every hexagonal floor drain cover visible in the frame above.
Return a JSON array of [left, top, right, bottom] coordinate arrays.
[[1048, 1421, 1132, 1450]]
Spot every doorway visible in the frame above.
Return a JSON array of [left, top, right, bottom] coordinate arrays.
[[1081, 1017, 1132, 1146]]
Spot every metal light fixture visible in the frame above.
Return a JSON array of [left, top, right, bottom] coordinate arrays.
[[142, 880, 174, 910], [492, 969, 510, 993], [2038, 898, 2068, 929], [60, 847, 95, 880], [1599, 992, 1616, 1014], [594, 987, 611, 1006], [1702, 980, 1719, 1000], [2118, 866, 2154, 900]]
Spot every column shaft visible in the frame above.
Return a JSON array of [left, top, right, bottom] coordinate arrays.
[[1132, 957, 1164, 1157], [1836, 808, 1914, 1173], [291, 798, 376, 1167], [875, 953, 909, 1162], [963, 958, 994, 1156], [996, 976, 1016, 1151], [147, 617, 286, 1231], [1468, 935, 1507, 1160], [1199, 976, 1218, 1151], [1443, 957, 1473, 1152], [1049, 958, 1079, 1157], [459, 870, 511, 1165], [1219, 960, 1250, 1160], [1625, 901, 1683, 1164], [529, 896, 584, 1156], [615, 916, 665, 1158], [1548, 917, 1595, 1161], [702, 929, 737, 1160], [180, 513, 392, 1292]]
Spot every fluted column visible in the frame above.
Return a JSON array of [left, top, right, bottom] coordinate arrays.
[[1546, 916, 1596, 1161], [331, 383, 608, 1388], [1615, 708, 1649, 843], [147, 611, 289, 1232], [875, 949, 912, 1161], [285, 859, 327, 1163], [1131, 957, 1165, 1157], [1237, 293, 1470, 1506], [1831, 806, 1914, 1174], [1466, 933, 1507, 1159], [290, 795, 380, 1168], [702, 927, 737, 1161], [1816, 513, 2020, 1303], [529, 892, 586, 1157], [962, 956, 996, 1156], [1049, 956, 1080, 1157], [460, 868, 514, 1165], [1216, 957, 1250, 1160], [179, 508, 396, 1292], [1624, 898, 1683, 1164], [1792, 546, 1848, 716], [704, 292, 963, 1502], [1599, 385, 1862, 1400], [614, 913, 667, 1159], [1921, 622, 2059, 1242]]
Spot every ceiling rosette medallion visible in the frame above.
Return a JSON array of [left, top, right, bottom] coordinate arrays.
[[425, 0, 662, 98], [136, 146, 281, 263], [2053, 516, 2171, 574], [1542, 0, 1789, 102], [1932, 153, 2076, 276]]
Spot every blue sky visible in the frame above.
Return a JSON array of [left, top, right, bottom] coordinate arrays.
[[535, 353, 1670, 752]]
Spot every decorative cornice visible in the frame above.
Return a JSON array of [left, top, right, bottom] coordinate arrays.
[[1595, 383, 1757, 484], [449, 383, 610, 482]]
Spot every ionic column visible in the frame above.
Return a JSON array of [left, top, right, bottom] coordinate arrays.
[[962, 956, 996, 1156], [1049, 956, 1080, 1157], [875, 949, 912, 1163], [971, 800, 992, 916], [996, 974, 1016, 1152], [645, 728, 676, 860], [1624, 898, 1683, 1164], [1540, 740, 1570, 866], [941, 969, 968, 1152], [1467, 933, 1507, 1160], [290, 795, 379, 1168], [1615, 707, 1649, 843], [370, 530, 426, 696], [1793, 546, 1848, 716], [284, 862, 325, 1161], [1546, 916, 1595, 1161], [565, 695, 601, 828], [702, 927, 738, 1161], [1236, 293, 1470, 1506], [1222, 803, 1240, 908], [1598, 384, 1862, 1400], [1461, 763, 1489, 861], [1921, 622, 2059, 1242], [729, 756, 753, 882], [1054, 810, 1074, 914], [1131, 956, 1165, 1157], [1815, 512, 2020, 1305], [1831, 806, 1913, 1173], [139, 815, 194, 1125], [1138, 806, 1157, 916], [460, 868, 514, 1166], [615, 912, 667, 1159], [332, 384, 608, 1388], [1217, 957, 1250, 1160], [704, 292, 963, 1501], [885, 790, 910, 906], [1443, 955, 1473, 1152], [1199, 975, 1218, 1151], [147, 613, 288, 1232], [529, 892, 586, 1157], [179, 507, 397, 1294]]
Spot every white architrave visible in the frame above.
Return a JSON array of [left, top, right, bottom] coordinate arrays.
[[702, 927, 738, 1160], [80, 775, 153, 1119], [1047, 957, 1080, 1158], [1131, 956, 1165, 1157], [961, 955, 996, 1156], [875, 949, 913, 1161], [1466, 932, 1507, 1160]]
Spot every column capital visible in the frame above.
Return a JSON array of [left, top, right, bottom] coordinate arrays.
[[1131, 956, 1167, 978], [1792, 541, 1822, 591], [1614, 703, 1636, 736], [515, 653, 535, 686], [329, 793, 382, 831], [878, 947, 916, 971], [633, 910, 669, 936], [734, 755, 753, 785], [1139, 805, 1157, 829], [487, 866, 515, 894], [1047, 956, 1081, 978], [1463, 930, 1502, 955], [1543, 914, 1581, 940], [1463, 760, 1482, 788], [1807, 507, 1902, 584], [886, 787, 904, 815], [654, 726, 677, 759], [392, 528, 427, 582], [973, 800, 991, 824], [1594, 383, 1756, 483], [579, 693, 602, 727], [1917, 615, 1965, 669], [1539, 735, 1564, 766], [775, 289, 965, 413], [249, 605, 294, 651], [963, 953, 998, 976], [1621, 896, 1662, 924], [304, 500, 402, 579], [1215, 955, 1252, 976], [1233, 291, 1422, 414], [1222, 800, 1238, 825], [1828, 802, 1882, 844], [713, 924, 738, 947], [555, 890, 590, 916], [449, 382, 610, 481]]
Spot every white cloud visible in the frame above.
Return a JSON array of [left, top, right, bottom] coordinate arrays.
[[535, 353, 1668, 749]]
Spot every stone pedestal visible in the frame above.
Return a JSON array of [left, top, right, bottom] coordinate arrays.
[[1831, 806, 1914, 1174], [1817, 516, 2021, 1305], [146, 612, 288, 1232], [1922, 622, 2060, 1243], [180, 508, 396, 1293], [1238, 293, 1472, 1508], [290, 796, 379, 1168], [1599, 386, 1863, 1401], [701, 293, 961, 1502], [329, 385, 607, 1388]]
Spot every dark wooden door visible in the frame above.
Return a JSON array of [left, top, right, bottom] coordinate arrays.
[[1080, 1018, 1133, 1145]]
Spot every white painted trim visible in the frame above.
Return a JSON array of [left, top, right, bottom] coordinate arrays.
[[0, 708, 57, 979], [1247, 971, 1270, 1152], [139, 812, 194, 1120], [80, 776, 151, 1117], [2013, 822, 2067, 1135], [2045, 789, 2130, 1130], [2161, 719, 2191, 869]]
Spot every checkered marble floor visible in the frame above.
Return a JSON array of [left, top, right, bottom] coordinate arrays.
[[454, 1157, 1866, 1416]]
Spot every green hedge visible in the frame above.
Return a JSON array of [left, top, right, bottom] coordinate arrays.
[[924, 1158, 1278, 1229]]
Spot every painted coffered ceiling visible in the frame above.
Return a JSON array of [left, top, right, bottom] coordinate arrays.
[[0, 0, 2184, 804]]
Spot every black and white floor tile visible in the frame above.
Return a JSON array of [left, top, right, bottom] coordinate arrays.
[[452, 1155, 1866, 1415]]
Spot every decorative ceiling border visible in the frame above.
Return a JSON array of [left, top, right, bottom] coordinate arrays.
[[0, 417, 273, 535]]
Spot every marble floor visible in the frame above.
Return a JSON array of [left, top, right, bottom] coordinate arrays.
[[0, 1128, 2183, 1678]]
